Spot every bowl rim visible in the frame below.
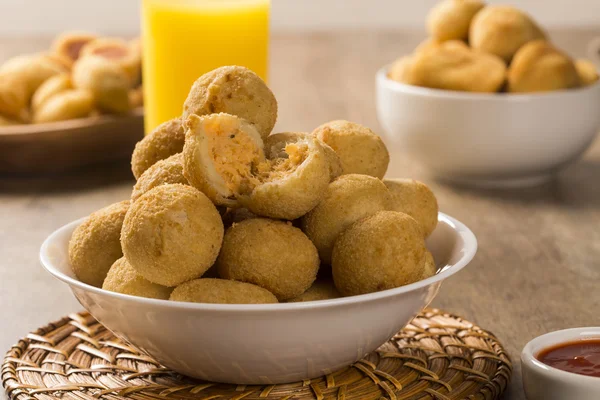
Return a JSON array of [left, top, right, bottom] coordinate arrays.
[[40, 212, 477, 312], [376, 63, 600, 101], [521, 327, 600, 385]]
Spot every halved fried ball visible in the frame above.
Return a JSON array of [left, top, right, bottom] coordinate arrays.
[[131, 153, 188, 202], [121, 184, 224, 287], [470, 5, 546, 63], [301, 174, 393, 264], [217, 218, 319, 301], [170, 278, 278, 304], [332, 211, 427, 296], [384, 179, 438, 238], [182, 65, 277, 140], [131, 117, 185, 179], [427, 0, 485, 42], [69, 200, 129, 287], [102, 257, 172, 300], [575, 59, 599, 86], [287, 279, 341, 302], [184, 114, 330, 219], [422, 251, 437, 280], [312, 120, 389, 179], [508, 40, 580, 93]]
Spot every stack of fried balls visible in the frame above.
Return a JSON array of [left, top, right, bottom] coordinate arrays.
[[69, 66, 439, 304], [388, 0, 599, 93], [0, 32, 142, 126]]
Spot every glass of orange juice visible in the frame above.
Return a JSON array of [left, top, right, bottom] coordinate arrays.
[[141, 0, 270, 133]]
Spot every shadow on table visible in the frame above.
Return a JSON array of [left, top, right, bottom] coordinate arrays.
[[442, 159, 600, 210], [0, 160, 134, 195]]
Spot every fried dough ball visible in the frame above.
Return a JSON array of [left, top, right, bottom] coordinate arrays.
[[72, 55, 131, 113], [217, 219, 319, 301], [182, 66, 277, 140], [421, 251, 437, 280], [301, 174, 393, 265], [287, 279, 341, 302], [312, 120, 389, 179], [183, 113, 330, 219], [415, 38, 443, 54], [404, 40, 506, 92], [131, 153, 188, 202], [102, 257, 172, 300], [0, 73, 28, 119], [0, 114, 21, 126], [121, 184, 224, 287], [265, 132, 343, 181], [332, 211, 427, 296], [129, 86, 144, 108], [575, 59, 599, 86], [68, 200, 129, 287], [33, 89, 94, 124], [427, 0, 485, 42], [388, 56, 417, 84], [51, 32, 97, 65], [170, 278, 278, 304], [507, 40, 580, 93], [470, 6, 546, 63], [31, 74, 73, 113], [131, 118, 185, 179], [384, 179, 438, 238], [80, 38, 141, 86]]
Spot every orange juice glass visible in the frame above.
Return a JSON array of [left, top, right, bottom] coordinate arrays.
[[141, 0, 270, 133]]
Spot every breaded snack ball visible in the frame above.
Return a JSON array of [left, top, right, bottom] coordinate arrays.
[[183, 66, 277, 140], [402, 40, 506, 92], [422, 251, 437, 280], [312, 120, 389, 178], [287, 280, 341, 302], [575, 59, 599, 86], [388, 56, 417, 84], [217, 219, 319, 301], [415, 38, 443, 54], [332, 211, 427, 296], [301, 174, 393, 264], [69, 200, 129, 287], [264, 132, 343, 181], [384, 179, 438, 238], [121, 184, 224, 287], [51, 32, 97, 65], [470, 6, 546, 63], [0, 114, 21, 126], [33, 89, 94, 123], [131, 118, 185, 179], [427, 0, 485, 42], [170, 278, 278, 304], [102, 257, 172, 300], [80, 38, 141, 86], [131, 153, 188, 202], [31, 74, 73, 113], [508, 40, 580, 93]]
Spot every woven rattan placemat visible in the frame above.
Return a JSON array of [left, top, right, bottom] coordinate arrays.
[[2, 308, 511, 400]]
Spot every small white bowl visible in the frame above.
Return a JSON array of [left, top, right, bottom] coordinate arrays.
[[40, 213, 476, 385], [522, 327, 600, 400], [376, 66, 600, 188]]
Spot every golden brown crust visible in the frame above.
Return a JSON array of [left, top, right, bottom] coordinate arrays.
[[68, 200, 130, 288], [217, 218, 319, 301], [286, 279, 341, 302], [131, 153, 188, 202], [332, 211, 427, 296], [507, 40, 580, 93], [32, 89, 94, 123], [31, 74, 73, 113], [102, 257, 172, 300], [312, 120, 389, 179], [131, 118, 185, 179], [384, 179, 439, 238], [575, 59, 599, 86], [301, 174, 393, 264], [182, 66, 277, 140], [121, 184, 224, 287], [170, 278, 278, 304], [51, 32, 97, 64], [421, 251, 437, 280], [80, 38, 141, 86], [427, 0, 485, 41]]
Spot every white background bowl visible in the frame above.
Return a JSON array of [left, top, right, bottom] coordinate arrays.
[[522, 327, 600, 400], [376, 66, 600, 187], [40, 213, 476, 385]]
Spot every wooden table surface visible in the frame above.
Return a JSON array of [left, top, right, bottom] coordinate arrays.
[[2, 30, 600, 400]]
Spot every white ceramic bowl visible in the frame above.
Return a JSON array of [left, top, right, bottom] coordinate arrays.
[[376, 66, 600, 187], [522, 328, 600, 400], [40, 212, 476, 385]]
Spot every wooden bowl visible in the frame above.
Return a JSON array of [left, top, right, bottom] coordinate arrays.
[[0, 108, 144, 174]]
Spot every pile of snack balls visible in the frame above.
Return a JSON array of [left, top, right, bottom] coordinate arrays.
[[0, 32, 142, 125], [69, 66, 439, 305], [389, 0, 599, 93]]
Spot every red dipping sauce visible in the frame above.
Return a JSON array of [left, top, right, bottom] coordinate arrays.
[[537, 339, 600, 378]]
